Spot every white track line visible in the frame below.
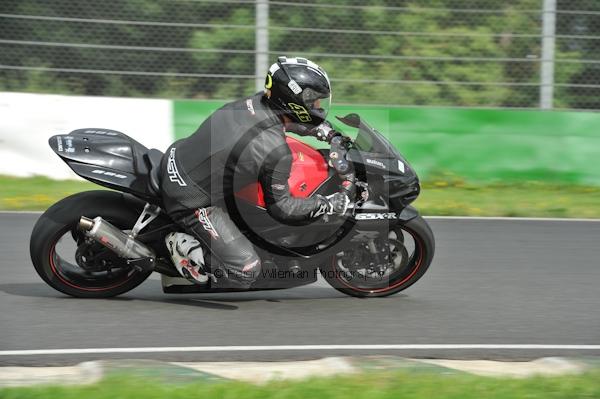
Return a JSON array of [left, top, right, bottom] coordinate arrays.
[[0, 210, 42, 214], [426, 216, 600, 222], [1, 345, 599, 356]]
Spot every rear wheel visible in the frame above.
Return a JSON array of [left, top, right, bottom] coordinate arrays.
[[321, 215, 435, 298], [30, 191, 153, 298]]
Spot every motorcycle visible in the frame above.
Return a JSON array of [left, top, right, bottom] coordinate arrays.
[[30, 113, 434, 298]]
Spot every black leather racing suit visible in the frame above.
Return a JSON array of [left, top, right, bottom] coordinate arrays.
[[160, 93, 328, 288]]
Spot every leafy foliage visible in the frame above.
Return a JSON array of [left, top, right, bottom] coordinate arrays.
[[0, 0, 597, 108]]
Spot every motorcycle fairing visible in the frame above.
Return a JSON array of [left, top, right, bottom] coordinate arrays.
[[49, 128, 162, 202], [336, 114, 421, 209]]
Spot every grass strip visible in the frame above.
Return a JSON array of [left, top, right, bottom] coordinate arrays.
[[0, 369, 599, 399], [0, 175, 97, 211], [1, 175, 599, 218], [417, 180, 600, 219]]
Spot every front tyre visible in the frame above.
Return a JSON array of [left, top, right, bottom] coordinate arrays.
[[30, 191, 153, 298], [321, 215, 435, 298]]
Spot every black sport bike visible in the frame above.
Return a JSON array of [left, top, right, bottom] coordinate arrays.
[[30, 114, 435, 298]]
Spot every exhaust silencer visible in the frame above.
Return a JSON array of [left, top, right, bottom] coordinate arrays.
[[79, 216, 155, 260]]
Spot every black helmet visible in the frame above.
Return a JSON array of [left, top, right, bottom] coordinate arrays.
[[265, 56, 332, 127]]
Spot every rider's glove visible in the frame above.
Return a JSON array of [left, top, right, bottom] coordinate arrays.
[[310, 192, 351, 219], [312, 121, 341, 143], [325, 192, 351, 215]]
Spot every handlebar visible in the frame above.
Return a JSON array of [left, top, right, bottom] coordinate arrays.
[[311, 121, 358, 202], [329, 135, 353, 175]]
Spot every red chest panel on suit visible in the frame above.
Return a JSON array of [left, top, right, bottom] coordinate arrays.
[[235, 136, 329, 207]]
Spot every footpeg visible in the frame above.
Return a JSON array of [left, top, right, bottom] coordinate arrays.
[[127, 257, 155, 273]]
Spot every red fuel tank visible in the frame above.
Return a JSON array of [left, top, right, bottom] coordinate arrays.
[[236, 136, 329, 207]]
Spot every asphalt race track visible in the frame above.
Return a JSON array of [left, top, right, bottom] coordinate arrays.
[[0, 212, 599, 366]]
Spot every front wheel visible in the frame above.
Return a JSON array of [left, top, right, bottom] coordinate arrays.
[[30, 191, 153, 298], [321, 215, 435, 298]]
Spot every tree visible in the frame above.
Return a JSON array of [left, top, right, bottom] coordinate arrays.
[[0, 0, 595, 109]]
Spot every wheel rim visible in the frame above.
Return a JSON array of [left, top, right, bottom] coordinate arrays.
[[48, 224, 137, 292], [332, 225, 424, 294]]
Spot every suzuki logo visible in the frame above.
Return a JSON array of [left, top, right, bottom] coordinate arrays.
[[366, 159, 386, 169]]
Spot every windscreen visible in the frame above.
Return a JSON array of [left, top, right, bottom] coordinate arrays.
[[352, 118, 400, 158]]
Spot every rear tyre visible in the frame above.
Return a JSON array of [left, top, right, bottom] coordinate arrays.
[[30, 191, 153, 298], [321, 215, 435, 298]]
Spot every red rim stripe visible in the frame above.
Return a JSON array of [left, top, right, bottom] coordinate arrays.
[[48, 241, 135, 292], [334, 228, 424, 294]]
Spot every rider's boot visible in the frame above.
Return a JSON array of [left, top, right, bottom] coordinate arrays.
[[165, 232, 208, 284]]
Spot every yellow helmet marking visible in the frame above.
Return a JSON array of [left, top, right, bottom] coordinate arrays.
[[288, 103, 312, 123], [265, 74, 273, 89]]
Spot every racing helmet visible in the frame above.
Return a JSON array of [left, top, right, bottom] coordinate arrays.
[[264, 56, 332, 127]]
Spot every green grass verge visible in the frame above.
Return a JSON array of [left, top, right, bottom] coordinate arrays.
[[0, 175, 97, 211], [417, 180, 600, 219], [1, 370, 599, 399], [1, 175, 600, 218]]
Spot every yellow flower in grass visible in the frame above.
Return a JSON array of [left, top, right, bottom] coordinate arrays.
[[32, 194, 51, 202], [4, 197, 22, 206]]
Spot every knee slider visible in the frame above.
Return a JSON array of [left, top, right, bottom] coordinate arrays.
[[240, 256, 261, 284], [217, 256, 261, 289]]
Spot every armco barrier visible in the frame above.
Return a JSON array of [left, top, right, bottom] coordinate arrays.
[[174, 100, 600, 185], [1, 92, 598, 185]]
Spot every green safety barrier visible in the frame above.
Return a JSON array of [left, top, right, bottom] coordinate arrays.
[[173, 100, 600, 185]]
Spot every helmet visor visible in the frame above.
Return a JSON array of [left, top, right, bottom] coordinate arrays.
[[302, 88, 331, 119]]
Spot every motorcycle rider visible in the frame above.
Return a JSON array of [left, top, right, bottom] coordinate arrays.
[[161, 56, 353, 288]]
